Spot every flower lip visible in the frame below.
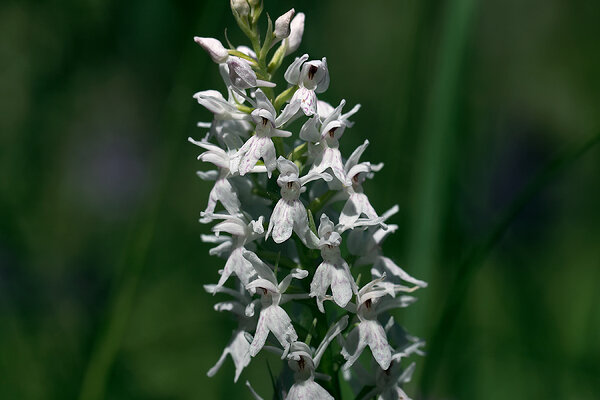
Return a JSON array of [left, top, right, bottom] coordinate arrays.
[[298, 357, 305, 370], [308, 64, 318, 80]]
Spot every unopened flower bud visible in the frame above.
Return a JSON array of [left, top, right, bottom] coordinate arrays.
[[230, 0, 250, 17], [284, 12, 305, 55], [274, 9, 295, 40], [194, 37, 229, 64]]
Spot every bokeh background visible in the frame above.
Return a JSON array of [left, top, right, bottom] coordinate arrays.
[[1, 0, 599, 398]]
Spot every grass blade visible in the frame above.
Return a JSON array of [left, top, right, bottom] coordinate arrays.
[[419, 131, 600, 395]]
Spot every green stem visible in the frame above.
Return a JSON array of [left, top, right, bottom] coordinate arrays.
[[272, 137, 285, 157], [274, 85, 298, 111], [236, 104, 254, 114], [256, 250, 298, 269], [227, 49, 258, 65], [289, 142, 308, 161], [309, 190, 336, 214]]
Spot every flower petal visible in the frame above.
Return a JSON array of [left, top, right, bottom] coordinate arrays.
[[361, 320, 392, 370], [310, 262, 333, 313], [268, 199, 295, 243], [287, 379, 333, 400], [331, 265, 354, 308], [284, 54, 309, 84]]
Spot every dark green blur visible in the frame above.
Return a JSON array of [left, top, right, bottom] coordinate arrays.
[[1, 0, 599, 399]]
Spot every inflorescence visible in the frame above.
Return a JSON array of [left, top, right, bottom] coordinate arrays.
[[190, 2, 427, 399]]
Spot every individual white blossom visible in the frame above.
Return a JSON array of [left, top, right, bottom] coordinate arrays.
[[348, 205, 428, 288], [285, 316, 348, 400], [277, 54, 330, 126], [197, 118, 251, 151], [310, 214, 357, 311], [194, 37, 229, 64], [202, 213, 265, 292], [227, 56, 276, 89], [204, 284, 256, 382], [340, 276, 418, 370], [274, 9, 295, 40], [342, 316, 425, 399], [246, 316, 348, 400], [230, 90, 292, 177], [302, 99, 361, 186], [243, 250, 308, 356], [194, 89, 249, 121], [267, 157, 331, 248], [339, 139, 384, 229], [189, 139, 244, 218], [230, 0, 250, 17]]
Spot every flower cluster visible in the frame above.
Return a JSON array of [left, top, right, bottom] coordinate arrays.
[[190, 2, 426, 399]]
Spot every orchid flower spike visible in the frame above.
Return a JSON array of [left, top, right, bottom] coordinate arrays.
[[310, 214, 357, 312], [192, 3, 427, 397], [276, 54, 330, 126], [267, 157, 332, 248]]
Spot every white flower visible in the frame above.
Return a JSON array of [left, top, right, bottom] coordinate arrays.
[[230, 0, 250, 17], [302, 99, 361, 186], [276, 54, 330, 126], [193, 89, 249, 121], [348, 205, 428, 288], [230, 90, 292, 177], [285, 316, 348, 400], [343, 316, 425, 400], [353, 361, 416, 400], [340, 276, 417, 370], [310, 214, 357, 312], [204, 284, 256, 382], [203, 214, 265, 292], [339, 139, 384, 229], [243, 250, 308, 356], [197, 118, 251, 151], [267, 157, 332, 248], [227, 56, 276, 90], [194, 37, 229, 64], [274, 9, 295, 40], [284, 12, 305, 55], [188, 139, 244, 218]]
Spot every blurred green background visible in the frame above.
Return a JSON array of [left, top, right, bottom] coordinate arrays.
[[1, 0, 599, 398]]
